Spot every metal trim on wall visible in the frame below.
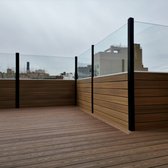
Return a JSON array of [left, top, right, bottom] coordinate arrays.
[[75, 56, 78, 106], [91, 45, 94, 113], [128, 17, 135, 131], [15, 52, 20, 108]]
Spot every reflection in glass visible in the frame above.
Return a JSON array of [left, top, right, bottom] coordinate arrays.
[[135, 21, 168, 72]]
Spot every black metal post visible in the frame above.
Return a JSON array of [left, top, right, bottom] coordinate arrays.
[[91, 45, 94, 113], [75, 56, 78, 106], [15, 52, 20, 108], [128, 17, 135, 131]]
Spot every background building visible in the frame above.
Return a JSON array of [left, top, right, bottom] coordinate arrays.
[[77, 65, 91, 78], [94, 44, 148, 76]]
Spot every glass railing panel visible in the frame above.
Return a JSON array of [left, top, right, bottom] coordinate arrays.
[[134, 21, 168, 72], [0, 53, 15, 79], [78, 49, 91, 79], [94, 24, 127, 77], [20, 54, 75, 80], [0, 53, 15, 108]]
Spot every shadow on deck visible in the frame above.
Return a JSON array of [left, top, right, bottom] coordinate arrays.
[[0, 106, 168, 168]]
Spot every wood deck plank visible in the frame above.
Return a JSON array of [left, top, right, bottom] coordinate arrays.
[[0, 106, 167, 168]]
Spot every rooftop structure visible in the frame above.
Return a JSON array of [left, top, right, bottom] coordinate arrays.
[[94, 44, 148, 76]]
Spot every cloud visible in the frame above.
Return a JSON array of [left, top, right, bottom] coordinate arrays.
[[0, 0, 168, 57]]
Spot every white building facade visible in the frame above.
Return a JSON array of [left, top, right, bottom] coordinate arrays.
[[94, 44, 148, 76]]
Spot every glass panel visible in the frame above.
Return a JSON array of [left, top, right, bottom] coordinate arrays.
[[0, 53, 15, 79], [20, 54, 75, 80], [134, 21, 168, 72], [78, 49, 91, 79], [0, 53, 15, 108], [94, 24, 127, 76]]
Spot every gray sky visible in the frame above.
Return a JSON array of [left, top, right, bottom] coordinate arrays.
[[1, 0, 168, 57]]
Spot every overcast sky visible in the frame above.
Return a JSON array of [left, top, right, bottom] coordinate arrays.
[[0, 0, 168, 57]]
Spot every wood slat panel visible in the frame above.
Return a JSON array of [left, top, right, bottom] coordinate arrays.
[[77, 100, 91, 108], [136, 105, 168, 114], [135, 121, 168, 130], [0, 80, 15, 88], [94, 94, 128, 105], [94, 105, 128, 122], [0, 80, 15, 108], [135, 89, 168, 97], [20, 82, 75, 88], [0, 101, 15, 108], [77, 87, 91, 93], [77, 74, 129, 132], [94, 73, 128, 82], [135, 97, 168, 105], [78, 92, 91, 99], [20, 80, 75, 84], [0, 96, 15, 101], [136, 113, 168, 122], [77, 78, 91, 83], [94, 81, 128, 89], [135, 72, 168, 130], [94, 88, 128, 97], [93, 74, 128, 132], [78, 97, 91, 113], [0, 80, 75, 108], [20, 101, 75, 107], [135, 80, 168, 89], [20, 80, 75, 107], [78, 104, 91, 114], [77, 83, 92, 88], [94, 99, 128, 114], [78, 107, 91, 114], [77, 79, 91, 114], [94, 110, 128, 131], [135, 72, 168, 81]]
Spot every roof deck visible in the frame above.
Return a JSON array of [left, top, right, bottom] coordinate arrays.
[[0, 106, 167, 167]]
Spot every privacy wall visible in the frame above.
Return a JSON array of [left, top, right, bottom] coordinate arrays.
[[94, 73, 128, 132], [77, 72, 168, 132], [20, 80, 75, 107], [0, 80, 75, 108], [77, 73, 129, 132], [0, 80, 15, 108], [135, 72, 168, 130], [77, 78, 91, 114]]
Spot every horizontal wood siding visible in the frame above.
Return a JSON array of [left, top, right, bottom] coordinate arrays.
[[77, 78, 91, 114], [0, 80, 15, 108], [20, 80, 75, 107], [94, 73, 128, 132], [135, 72, 168, 130]]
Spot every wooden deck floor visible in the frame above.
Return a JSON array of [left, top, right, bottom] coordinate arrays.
[[0, 106, 168, 168]]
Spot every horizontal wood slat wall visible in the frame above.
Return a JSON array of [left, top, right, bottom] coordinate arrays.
[[20, 80, 75, 107], [77, 78, 91, 114], [0, 80, 15, 108], [94, 73, 128, 132], [135, 72, 168, 130]]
